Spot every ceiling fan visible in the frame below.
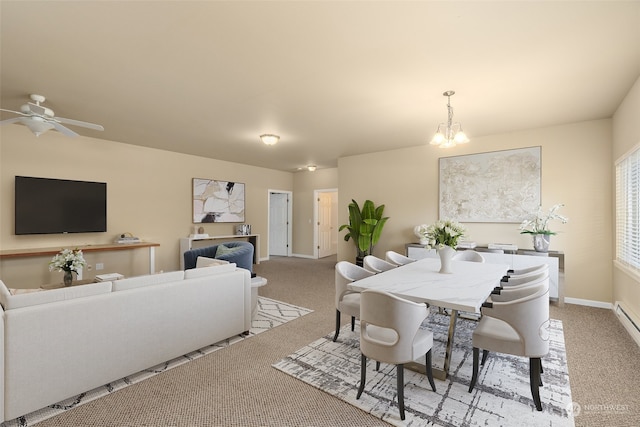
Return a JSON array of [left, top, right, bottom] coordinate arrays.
[[0, 94, 104, 137]]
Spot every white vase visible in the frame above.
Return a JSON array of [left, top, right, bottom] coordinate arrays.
[[532, 234, 551, 252], [419, 237, 429, 245], [438, 245, 455, 274]]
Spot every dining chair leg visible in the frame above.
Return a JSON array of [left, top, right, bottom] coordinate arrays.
[[425, 349, 436, 392], [333, 310, 341, 342], [356, 354, 367, 399], [469, 347, 479, 392], [397, 363, 405, 420], [351, 316, 356, 331], [530, 357, 543, 411], [375, 361, 381, 371], [539, 360, 544, 386], [481, 349, 489, 365]]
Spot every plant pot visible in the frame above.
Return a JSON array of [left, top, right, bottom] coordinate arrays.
[[438, 246, 455, 274], [63, 271, 73, 287], [532, 234, 551, 252]]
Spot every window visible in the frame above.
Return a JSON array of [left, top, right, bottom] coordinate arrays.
[[616, 143, 640, 273]]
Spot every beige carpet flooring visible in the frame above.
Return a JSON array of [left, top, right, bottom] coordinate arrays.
[[33, 255, 639, 427]]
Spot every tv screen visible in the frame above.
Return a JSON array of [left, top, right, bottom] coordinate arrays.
[[15, 176, 107, 235]]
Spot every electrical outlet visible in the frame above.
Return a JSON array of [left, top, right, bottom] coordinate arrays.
[[96, 263, 104, 270]]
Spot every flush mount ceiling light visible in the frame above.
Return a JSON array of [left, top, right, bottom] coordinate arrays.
[[307, 165, 317, 172], [260, 134, 280, 145], [430, 90, 469, 148]]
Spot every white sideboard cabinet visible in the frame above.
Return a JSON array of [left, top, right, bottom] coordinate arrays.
[[406, 244, 564, 305]]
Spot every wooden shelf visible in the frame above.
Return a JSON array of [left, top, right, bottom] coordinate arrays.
[[0, 242, 159, 275], [0, 242, 159, 259]]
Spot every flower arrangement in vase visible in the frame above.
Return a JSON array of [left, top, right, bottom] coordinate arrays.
[[519, 204, 568, 252], [423, 220, 466, 273], [49, 248, 86, 286]]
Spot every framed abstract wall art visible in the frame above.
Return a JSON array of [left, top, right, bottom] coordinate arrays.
[[439, 146, 541, 223], [193, 178, 245, 223]]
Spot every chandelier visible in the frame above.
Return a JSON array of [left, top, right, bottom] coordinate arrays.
[[430, 90, 469, 148]]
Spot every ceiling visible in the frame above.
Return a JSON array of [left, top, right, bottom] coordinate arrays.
[[1, 1, 639, 172]]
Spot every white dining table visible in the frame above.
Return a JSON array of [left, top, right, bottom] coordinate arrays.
[[348, 257, 509, 380]]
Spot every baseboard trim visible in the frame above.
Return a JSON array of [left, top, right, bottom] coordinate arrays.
[[564, 297, 612, 309], [614, 301, 640, 347]]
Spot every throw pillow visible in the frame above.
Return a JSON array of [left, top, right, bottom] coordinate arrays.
[[196, 256, 230, 268], [215, 244, 241, 257]]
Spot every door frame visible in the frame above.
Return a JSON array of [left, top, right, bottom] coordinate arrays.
[[313, 188, 338, 259], [267, 189, 293, 259]]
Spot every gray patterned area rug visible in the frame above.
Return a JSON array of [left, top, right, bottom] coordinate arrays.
[[273, 310, 574, 427], [2, 297, 312, 427]]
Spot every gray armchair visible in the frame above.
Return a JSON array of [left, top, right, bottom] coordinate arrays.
[[183, 241, 254, 275]]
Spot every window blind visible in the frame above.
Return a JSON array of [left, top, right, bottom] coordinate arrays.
[[616, 143, 640, 272]]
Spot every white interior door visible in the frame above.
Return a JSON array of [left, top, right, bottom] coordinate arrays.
[[269, 192, 289, 256], [317, 190, 338, 258]]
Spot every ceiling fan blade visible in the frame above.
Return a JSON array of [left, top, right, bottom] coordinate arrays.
[[0, 108, 28, 116], [55, 116, 104, 131], [0, 117, 23, 125], [51, 121, 79, 137]]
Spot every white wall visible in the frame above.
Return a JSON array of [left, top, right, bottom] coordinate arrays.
[[612, 75, 640, 322], [338, 119, 613, 303], [0, 125, 292, 286]]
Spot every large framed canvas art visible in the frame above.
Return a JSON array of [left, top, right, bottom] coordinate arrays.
[[193, 178, 245, 223], [439, 147, 541, 223]]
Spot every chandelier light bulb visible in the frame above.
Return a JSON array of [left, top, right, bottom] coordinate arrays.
[[454, 131, 469, 144]]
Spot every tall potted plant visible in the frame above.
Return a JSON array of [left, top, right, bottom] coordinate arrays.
[[339, 199, 389, 266]]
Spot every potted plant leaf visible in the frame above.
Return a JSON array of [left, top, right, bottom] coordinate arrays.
[[339, 199, 389, 266]]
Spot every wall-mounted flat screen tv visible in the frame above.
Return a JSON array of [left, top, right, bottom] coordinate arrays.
[[15, 176, 107, 235]]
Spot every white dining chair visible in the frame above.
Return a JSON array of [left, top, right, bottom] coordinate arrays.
[[489, 270, 549, 302], [506, 263, 549, 277], [363, 255, 397, 273], [500, 265, 549, 287], [385, 251, 416, 266], [334, 261, 375, 342], [452, 250, 485, 263], [469, 276, 550, 411], [357, 289, 437, 420]]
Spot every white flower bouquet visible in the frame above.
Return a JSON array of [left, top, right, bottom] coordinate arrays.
[[423, 220, 466, 249], [49, 248, 86, 273], [519, 204, 568, 235]]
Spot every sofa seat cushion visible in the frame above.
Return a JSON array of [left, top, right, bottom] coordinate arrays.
[[112, 270, 185, 292], [0, 280, 112, 310]]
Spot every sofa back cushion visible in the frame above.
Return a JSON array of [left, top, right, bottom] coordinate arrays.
[[112, 270, 185, 292], [0, 280, 112, 310]]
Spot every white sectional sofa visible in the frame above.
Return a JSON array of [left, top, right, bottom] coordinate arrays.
[[0, 263, 251, 422]]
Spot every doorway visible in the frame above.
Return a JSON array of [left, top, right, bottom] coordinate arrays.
[[314, 189, 338, 258], [268, 190, 292, 258]]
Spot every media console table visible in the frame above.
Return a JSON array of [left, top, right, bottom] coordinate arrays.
[[0, 242, 160, 275], [179, 234, 260, 270], [405, 243, 565, 306]]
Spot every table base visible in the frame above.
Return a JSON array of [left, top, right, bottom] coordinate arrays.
[[406, 309, 460, 381]]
